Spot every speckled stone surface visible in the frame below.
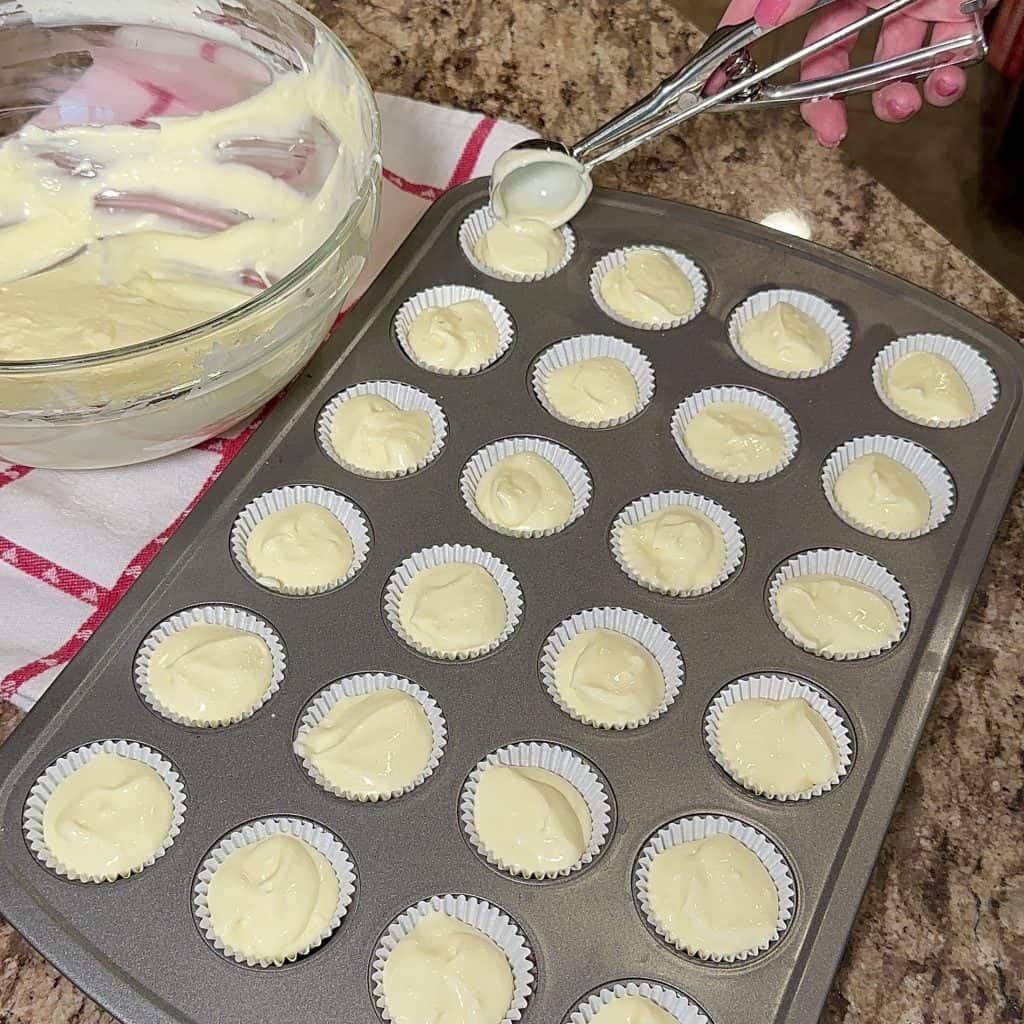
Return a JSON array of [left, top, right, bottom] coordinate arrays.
[[1, 2, 1022, 1022]]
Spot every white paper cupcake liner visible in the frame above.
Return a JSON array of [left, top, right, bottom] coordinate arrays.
[[460, 436, 592, 538], [230, 484, 371, 596], [727, 289, 850, 379], [704, 674, 854, 801], [294, 674, 447, 802], [634, 814, 795, 962], [372, 893, 534, 1023], [460, 741, 612, 879], [589, 245, 709, 330], [193, 816, 356, 968], [393, 285, 515, 375], [24, 739, 186, 883], [133, 605, 286, 727], [566, 981, 710, 1024], [532, 335, 655, 429], [316, 380, 448, 479], [539, 606, 684, 730], [610, 490, 744, 597], [383, 544, 523, 660], [821, 434, 955, 539], [872, 333, 998, 428], [459, 205, 576, 282], [768, 548, 910, 659], [671, 386, 799, 483]]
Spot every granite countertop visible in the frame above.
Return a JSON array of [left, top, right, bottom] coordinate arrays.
[[2, 1, 1023, 1021]]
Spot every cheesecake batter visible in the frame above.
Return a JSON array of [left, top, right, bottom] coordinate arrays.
[[618, 505, 726, 592], [682, 401, 787, 477], [833, 453, 930, 534], [489, 147, 591, 227], [245, 502, 353, 591], [329, 394, 434, 473], [3, 258, 255, 360], [589, 996, 678, 1024], [737, 302, 831, 373], [776, 574, 901, 656], [473, 764, 591, 876], [545, 356, 639, 424], [382, 912, 514, 1024], [553, 628, 664, 728], [646, 833, 778, 957], [147, 622, 274, 724], [599, 249, 695, 325], [398, 562, 507, 656], [474, 451, 574, 532], [0, 34, 369, 361], [716, 697, 840, 796], [296, 688, 433, 798], [473, 217, 565, 277], [406, 300, 500, 371], [205, 833, 339, 963], [882, 351, 974, 423], [41, 752, 174, 879]]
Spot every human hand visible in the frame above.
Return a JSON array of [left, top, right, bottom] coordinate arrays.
[[713, 0, 988, 147]]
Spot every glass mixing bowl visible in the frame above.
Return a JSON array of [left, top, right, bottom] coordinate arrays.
[[0, 0, 381, 468]]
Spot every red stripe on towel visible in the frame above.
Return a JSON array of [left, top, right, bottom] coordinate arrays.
[[447, 116, 496, 187]]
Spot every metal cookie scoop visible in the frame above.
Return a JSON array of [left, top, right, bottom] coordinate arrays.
[[490, 143, 593, 227], [490, 0, 988, 227]]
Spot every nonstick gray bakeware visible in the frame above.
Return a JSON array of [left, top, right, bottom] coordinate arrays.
[[2, 180, 1023, 1024]]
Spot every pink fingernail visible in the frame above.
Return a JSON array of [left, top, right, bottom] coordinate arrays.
[[756, 0, 789, 27], [816, 131, 843, 149], [936, 77, 959, 98], [886, 98, 912, 120]]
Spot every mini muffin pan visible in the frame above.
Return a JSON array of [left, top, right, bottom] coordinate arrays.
[[1, 181, 1023, 1024]]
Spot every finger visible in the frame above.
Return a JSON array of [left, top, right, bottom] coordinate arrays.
[[706, 0, 767, 93], [800, 99, 849, 147], [873, 80, 922, 120], [705, 0, 759, 95], [868, 0, 974, 21], [706, 68, 728, 94], [798, 0, 866, 146], [755, 0, 818, 31], [719, 0, 760, 26], [922, 20, 970, 106], [870, 13, 927, 120]]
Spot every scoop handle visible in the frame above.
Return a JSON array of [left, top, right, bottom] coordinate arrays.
[[572, 0, 987, 168]]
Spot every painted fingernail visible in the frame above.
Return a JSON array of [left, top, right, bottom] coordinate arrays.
[[936, 77, 960, 98], [756, 0, 789, 27], [816, 131, 844, 149], [886, 98, 913, 120]]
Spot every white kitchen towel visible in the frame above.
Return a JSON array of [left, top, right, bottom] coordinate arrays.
[[0, 92, 535, 709]]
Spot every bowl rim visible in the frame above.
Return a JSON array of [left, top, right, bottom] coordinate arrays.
[[0, 0, 382, 376]]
